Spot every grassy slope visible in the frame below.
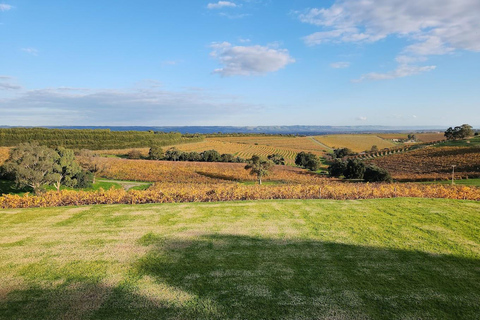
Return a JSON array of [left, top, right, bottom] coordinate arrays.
[[0, 199, 479, 319]]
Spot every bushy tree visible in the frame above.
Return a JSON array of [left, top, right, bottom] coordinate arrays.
[[244, 155, 274, 185], [52, 147, 82, 191], [364, 165, 392, 182], [187, 151, 202, 161], [148, 145, 164, 160], [268, 153, 285, 165], [295, 152, 320, 170], [370, 145, 378, 152], [445, 124, 474, 140], [221, 153, 235, 163], [201, 150, 221, 162], [344, 159, 366, 179], [4, 143, 60, 194], [74, 170, 94, 189], [333, 148, 355, 159], [164, 148, 182, 161], [328, 160, 347, 177]]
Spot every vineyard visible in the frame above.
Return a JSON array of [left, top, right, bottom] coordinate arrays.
[[163, 138, 322, 165], [1, 181, 479, 208], [376, 132, 445, 143], [97, 158, 324, 184], [368, 146, 480, 181], [312, 134, 396, 152], [210, 136, 329, 153]]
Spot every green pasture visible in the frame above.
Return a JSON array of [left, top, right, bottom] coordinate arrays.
[[0, 199, 479, 319]]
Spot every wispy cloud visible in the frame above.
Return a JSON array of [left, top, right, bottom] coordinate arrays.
[[210, 42, 295, 76], [0, 82, 261, 125], [21, 48, 39, 56], [353, 64, 436, 82], [356, 116, 367, 121], [0, 76, 22, 90], [207, 1, 239, 9], [330, 62, 350, 69], [298, 0, 480, 80], [0, 4, 13, 11]]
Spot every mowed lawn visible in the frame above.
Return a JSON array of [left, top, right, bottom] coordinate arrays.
[[1, 199, 479, 319]]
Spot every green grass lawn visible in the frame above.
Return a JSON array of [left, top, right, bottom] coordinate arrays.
[[435, 136, 480, 147], [1, 199, 479, 319]]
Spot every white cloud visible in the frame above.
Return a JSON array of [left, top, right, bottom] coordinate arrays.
[[0, 76, 22, 90], [207, 1, 238, 9], [330, 61, 350, 69], [356, 116, 367, 121], [21, 48, 39, 56], [299, 0, 480, 80], [0, 4, 13, 11], [353, 64, 436, 82], [0, 83, 261, 125], [210, 42, 295, 76]]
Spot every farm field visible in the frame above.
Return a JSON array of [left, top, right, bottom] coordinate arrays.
[[376, 132, 445, 143], [164, 138, 324, 165], [312, 134, 396, 153], [368, 146, 480, 181], [0, 199, 479, 319]]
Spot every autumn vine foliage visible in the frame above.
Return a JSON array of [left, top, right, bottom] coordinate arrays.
[[0, 182, 479, 209], [367, 146, 480, 181]]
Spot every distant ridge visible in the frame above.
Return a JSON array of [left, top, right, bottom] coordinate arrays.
[[0, 125, 447, 135]]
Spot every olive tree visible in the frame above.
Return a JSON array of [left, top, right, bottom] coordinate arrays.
[[244, 155, 274, 185], [4, 143, 60, 194]]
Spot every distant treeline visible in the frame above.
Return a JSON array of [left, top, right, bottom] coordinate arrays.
[[0, 128, 204, 150]]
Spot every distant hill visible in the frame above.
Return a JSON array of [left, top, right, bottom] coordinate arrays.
[[0, 125, 447, 135]]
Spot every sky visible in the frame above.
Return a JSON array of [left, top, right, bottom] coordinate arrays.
[[0, 0, 479, 127]]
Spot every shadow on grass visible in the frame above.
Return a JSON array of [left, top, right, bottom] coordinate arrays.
[[2, 234, 479, 319]]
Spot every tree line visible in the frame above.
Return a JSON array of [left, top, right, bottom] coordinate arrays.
[[0, 128, 204, 150], [444, 124, 474, 140]]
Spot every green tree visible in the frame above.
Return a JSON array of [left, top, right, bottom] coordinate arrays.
[[244, 155, 274, 185], [333, 148, 355, 159], [52, 147, 82, 192], [445, 124, 474, 140], [344, 159, 366, 179], [201, 150, 221, 162], [328, 160, 347, 177], [370, 145, 378, 152], [295, 152, 319, 170], [268, 154, 285, 165], [364, 165, 392, 182], [4, 143, 60, 194], [164, 148, 182, 161], [148, 145, 164, 160]]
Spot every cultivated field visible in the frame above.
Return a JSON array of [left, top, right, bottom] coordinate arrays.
[[1, 199, 479, 319], [368, 146, 480, 181], [165, 138, 324, 165], [377, 132, 445, 143], [313, 135, 396, 152]]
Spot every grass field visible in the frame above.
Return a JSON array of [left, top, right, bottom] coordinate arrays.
[[313, 135, 396, 153], [1, 199, 479, 319]]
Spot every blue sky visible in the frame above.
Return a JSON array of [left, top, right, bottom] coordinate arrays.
[[1, 0, 479, 127]]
